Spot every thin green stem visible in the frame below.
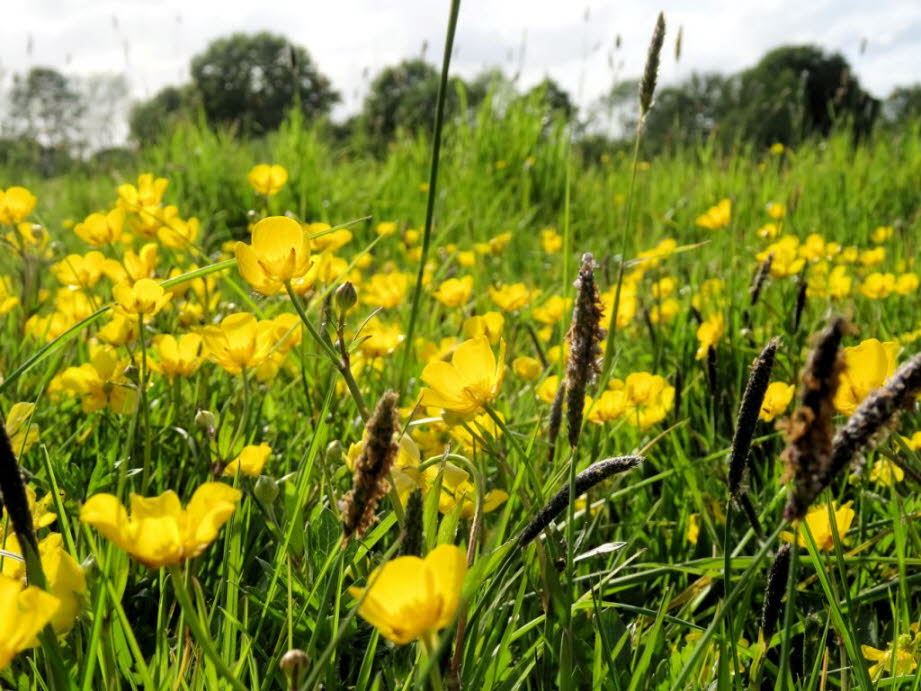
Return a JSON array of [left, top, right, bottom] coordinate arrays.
[[397, 0, 462, 390], [168, 564, 248, 691]]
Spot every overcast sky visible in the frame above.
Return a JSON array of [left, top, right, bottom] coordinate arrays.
[[2, 0, 919, 123]]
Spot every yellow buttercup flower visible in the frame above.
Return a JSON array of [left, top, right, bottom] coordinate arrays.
[[757, 235, 805, 278], [462, 312, 504, 345], [695, 198, 731, 229], [862, 634, 918, 681], [0, 187, 38, 226], [74, 209, 124, 247], [247, 164, 288, 196], [151, 333, 203, 379], [695, 314, 724, 360], [782, 501, 855, 551], [224, 443, 271, 477], [52, 251, 106, 289], [420, 336, 506, 419], [235, 216, 311, 295], [80, 483, 241, 569], [686, 513, 701, 545], [360, 272, 410, 309], [202, 313, 278, 375], [0, 275, 19, 315], [512, 356, 542, 380], [833, 339, 898, 416], [349, 544, 466, 645], [759, 382, 795, 422], [113, 278, 171, 316], [423, 461, 508, 518], [5, 402, 39, 455], [860, 272, 895, 299], [532, 295, 570, 325], [0, 574, 60, 670], [489, 283, 532, 312], [117, 173, 168, 210], [622, 372, 674, 429], [541, 228, 562, 253], [870, 458, 904, 487], [53, 345, 137, 414], [432, 276, 473, 308], [1, 532, 86, 634]]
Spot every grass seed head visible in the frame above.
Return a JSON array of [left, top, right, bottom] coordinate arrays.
[[639, 12, 666, 117], [781, 318, 846, 520], [565, 253, 605, 449], [760, 543, 792, 643], [341, 390, 399, 541], [728, 337, 780, 497]]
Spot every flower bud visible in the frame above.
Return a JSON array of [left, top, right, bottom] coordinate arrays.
[[254, 475, 279, 505], [325, 440, 343, 465], [195, 409, 216, 437], [335, 281, 358, 314], [280, 648, 309, 688]]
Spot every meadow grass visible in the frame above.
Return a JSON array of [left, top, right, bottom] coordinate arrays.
[[1, 83, 921, 691]]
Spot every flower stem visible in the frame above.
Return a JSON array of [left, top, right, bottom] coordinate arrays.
[[284, 281, 369, 420], [167, 564, 248, 691], [422, 633, 447, 691]]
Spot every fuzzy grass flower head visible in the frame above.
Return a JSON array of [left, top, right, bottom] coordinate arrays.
[[247, 164, 288, 196], [833, 339, 898, 416], [235, 216, 311, 295], [348, 544, 466, 645], [0, 574, 60, 670], [419, 336, 506, 419], [80, 482, 241, 568]]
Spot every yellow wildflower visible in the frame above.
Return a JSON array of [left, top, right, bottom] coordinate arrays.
[[760, 382, 795, 422], [235, 216, 311, 295], [782, 501, 855, 551], [695, 314, 724, 360], [348, 544, 466, 645], [419, 337, 505, 419], [247, 164, 288, 196], [0, 574, 59, 669], [224, 443, 271, 477], [833, 339, 898, 415], [80, 483, 241, 568], [695, 198, 731, 229]]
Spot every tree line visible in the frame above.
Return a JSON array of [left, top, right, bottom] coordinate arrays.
[[2, 30, 920, 175]]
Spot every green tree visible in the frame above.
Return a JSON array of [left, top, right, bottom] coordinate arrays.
[[8, 67, 85, 150], [360, 59, 444, 143], [884, 85, 921, 124], [129, 85, 199, 145], [190, 32, 339, 135]]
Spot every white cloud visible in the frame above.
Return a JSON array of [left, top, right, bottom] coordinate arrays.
[[2, 0, 918, 136]]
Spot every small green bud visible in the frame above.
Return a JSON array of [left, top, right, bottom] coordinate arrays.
[[194, 409, 216, 436], [254, 475, 280, 505], [325, 440, 343, 465], [334, 281, 358, 314], [280, 649, 309, 687]]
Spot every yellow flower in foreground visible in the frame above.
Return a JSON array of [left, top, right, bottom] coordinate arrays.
[[420, 337, 505, 419], [247, 164, 288, 196], [202, 313, 277, 375], [695, 314, 724, 360], [113, 278, 171, 316], [2, 532, 86, 634], [235, 216, 311, 295], [224, 443, 271, 477], [833, 339, 898, 416], [0, 187, 38, 226], [862, 634, 918, 681], [80, 483, 241, 568], [623, 372, 674, 429], [782, 501, 855, 551], [695, 198, 731, 229], [348, 544, 466, 645], [6, 402, 39, 455], [0, 574, 59, 670], [759, 382, 795, 422]]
